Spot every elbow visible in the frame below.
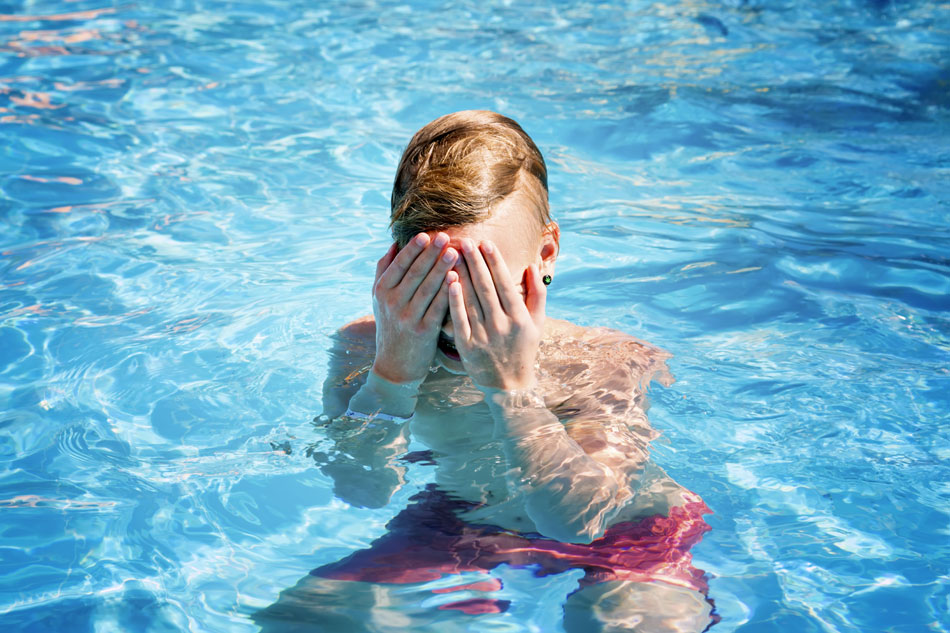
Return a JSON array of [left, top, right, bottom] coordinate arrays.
[[322, 461, 402, 509], [523, 475, 625, 544], [527, 509, 607, 544], [524, 492, 617, 544], [545, 523, 605, 545]]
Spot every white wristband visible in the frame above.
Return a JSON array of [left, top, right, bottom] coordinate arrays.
[[343, 408, 414, 424], [346, 369, 423, 421]]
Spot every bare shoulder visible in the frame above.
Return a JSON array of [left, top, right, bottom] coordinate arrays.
[[542, 319, 673, 501], [337, 314, 376, 344], [331, 314, 377, 379], [321, 315, 376, 418], [542, 318, 674, 391]]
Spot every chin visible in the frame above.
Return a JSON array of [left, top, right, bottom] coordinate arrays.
[[436, 352, 467, 375]]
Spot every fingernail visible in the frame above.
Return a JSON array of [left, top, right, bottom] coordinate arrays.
[[433, 232, 448, 248], [415, 233, 429, 247], [442, 248, 457, 263], [481, 241, 494, 255], [461, 238, 473, 253]]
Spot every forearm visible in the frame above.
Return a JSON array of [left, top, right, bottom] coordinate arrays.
[[319, 415, 410, 509], [315, 370, 421, 508], [481, 387, 627, 543]]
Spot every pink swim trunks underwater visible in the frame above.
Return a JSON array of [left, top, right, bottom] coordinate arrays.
[[311, 484, 715, 616]]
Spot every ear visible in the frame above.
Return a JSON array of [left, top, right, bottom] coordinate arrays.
[[538, 221, 560, 277]]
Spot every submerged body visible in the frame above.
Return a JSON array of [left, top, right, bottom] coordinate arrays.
[[255, 318, 717, 632], [325, 315, 691, 532]]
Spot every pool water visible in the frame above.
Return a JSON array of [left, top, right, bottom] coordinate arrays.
[[1, 0, 948, 631]]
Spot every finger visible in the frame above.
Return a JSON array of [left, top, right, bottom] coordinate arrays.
[[460, 238, 502, 316], [479, 240, 524, 316], [410, 246, 458, 322], [454, 256, 483, 322], [396, 232, 451, 303], [420, 268, 453, 329], [378, 232, 430, 290], [374, 243, 398, 287], [525, 263, 547, 327], [447, 279, 471, 342]]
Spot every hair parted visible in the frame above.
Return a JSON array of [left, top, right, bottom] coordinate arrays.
[[390, 110, 550, 247]]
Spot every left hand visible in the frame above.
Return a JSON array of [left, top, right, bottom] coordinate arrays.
[[447, 238, 547, 390]]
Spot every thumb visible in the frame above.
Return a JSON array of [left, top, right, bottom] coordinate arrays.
[[525, 264, 547, 327]]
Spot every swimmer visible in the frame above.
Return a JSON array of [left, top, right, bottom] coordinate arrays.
[[255, 111, 717, 632]]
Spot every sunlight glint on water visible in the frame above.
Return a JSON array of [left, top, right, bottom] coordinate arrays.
[[0, 1, 948, 631]]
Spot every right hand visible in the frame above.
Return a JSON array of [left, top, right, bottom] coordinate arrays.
[[371, 232, 458, 384]]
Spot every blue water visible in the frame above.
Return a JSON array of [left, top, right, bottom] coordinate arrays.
[[1, 0, 948, 631]]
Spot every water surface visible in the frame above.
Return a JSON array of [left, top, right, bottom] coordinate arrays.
[[1, 1, 948, 631]]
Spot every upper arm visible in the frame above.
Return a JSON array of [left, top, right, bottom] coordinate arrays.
[[320, 315, 377, 419], [553, 328, 673, 488]]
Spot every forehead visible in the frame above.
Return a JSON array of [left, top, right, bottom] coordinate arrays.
[[430, 191, 541, 253]]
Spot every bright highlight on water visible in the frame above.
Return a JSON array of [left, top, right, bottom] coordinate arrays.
[[1, 1, 948, 632]]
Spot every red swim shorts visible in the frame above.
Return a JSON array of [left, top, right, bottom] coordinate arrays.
[[312, 484, 713, 614]]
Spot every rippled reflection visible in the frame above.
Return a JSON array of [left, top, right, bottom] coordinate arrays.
[[0, 0, 948, 632]]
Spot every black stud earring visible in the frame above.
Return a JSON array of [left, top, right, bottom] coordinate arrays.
[[542, 274, 552, 286]]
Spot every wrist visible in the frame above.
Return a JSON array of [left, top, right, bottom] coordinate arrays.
[[473, 367, 538, 392], [348, 368, 424, 420], [479, 385, 546, 408], [371, 358, 425, 385], [478, 385, 558, 438]]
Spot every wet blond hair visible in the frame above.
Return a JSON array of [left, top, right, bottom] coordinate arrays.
[[390, 110, 550, 247]]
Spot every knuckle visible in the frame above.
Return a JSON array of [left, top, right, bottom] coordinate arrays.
[[420, 277, 439, 294], [389, 263, 406, 280]]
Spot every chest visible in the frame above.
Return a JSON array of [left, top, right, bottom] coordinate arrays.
[[410, 379, 494, 446]]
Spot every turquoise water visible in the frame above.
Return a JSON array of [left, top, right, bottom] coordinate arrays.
[[1, 0, 948, 631]]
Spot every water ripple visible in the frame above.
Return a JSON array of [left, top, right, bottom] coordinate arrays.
[[1, 1, 948, 631]]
